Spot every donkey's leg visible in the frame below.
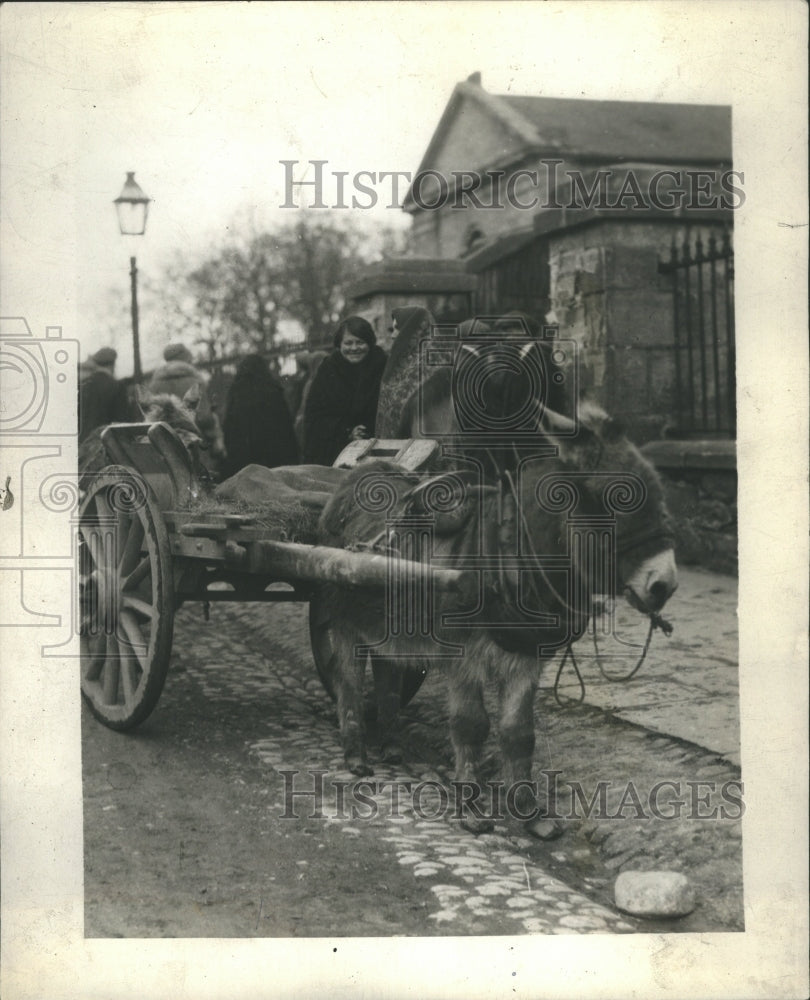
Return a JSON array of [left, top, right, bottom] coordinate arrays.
[[332, 632, 373, 777], [448, 669, 494, 834], [498, 661, 563, 841], [371, 658, 404, 764]]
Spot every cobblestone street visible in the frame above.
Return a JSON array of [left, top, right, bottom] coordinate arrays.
[[82, 566, 743, 937], [559, 567, 740, 764]]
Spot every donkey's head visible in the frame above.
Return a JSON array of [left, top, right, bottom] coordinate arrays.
[[527, 402, 677, 615], [136, 383, 205, 459]]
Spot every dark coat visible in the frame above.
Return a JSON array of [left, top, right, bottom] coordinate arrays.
[[302, 345, 387, 466], [376, 307, 434, 439], [221, 359, 299, 478], [78, 368, 133, 442]]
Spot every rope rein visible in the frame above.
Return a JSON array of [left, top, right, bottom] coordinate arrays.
[[553, 601, 674, 708]]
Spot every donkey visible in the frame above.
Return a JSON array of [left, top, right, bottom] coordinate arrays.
[[78, 383, 206, 487], [317, 315, 678, 839]]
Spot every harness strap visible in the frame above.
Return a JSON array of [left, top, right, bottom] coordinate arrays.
[[615, 524, 676, 557]]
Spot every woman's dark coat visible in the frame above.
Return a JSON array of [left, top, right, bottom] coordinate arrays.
[[302, 345, 387, 466], [221, 358, 299, 478]]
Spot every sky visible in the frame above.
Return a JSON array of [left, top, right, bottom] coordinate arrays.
[[0, 1, 804, 373]]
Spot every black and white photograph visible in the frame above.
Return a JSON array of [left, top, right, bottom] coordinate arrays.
[[1, 3, 807, 999]]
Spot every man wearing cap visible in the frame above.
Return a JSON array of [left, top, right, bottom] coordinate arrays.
[[148, 343, 224, 465], [78, 347, 133, 442]]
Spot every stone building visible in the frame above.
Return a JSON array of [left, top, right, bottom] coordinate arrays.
[[348, 75, 738, 572]]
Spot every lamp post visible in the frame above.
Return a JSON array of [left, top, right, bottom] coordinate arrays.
[[113, 172, 151, 381]]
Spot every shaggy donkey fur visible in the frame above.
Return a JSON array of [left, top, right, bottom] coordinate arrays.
[[316, 406, 678, 840]]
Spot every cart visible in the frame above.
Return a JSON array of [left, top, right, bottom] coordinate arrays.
[[79, 422, 465, 731]]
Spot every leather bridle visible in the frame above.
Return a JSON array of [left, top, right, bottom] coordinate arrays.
[[487, 448, 674, 623]]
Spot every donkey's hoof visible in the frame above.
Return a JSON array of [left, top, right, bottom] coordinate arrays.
[[347, 758, 374, 777], [525, 817, 564, 841], [461, 814, 496, 835]]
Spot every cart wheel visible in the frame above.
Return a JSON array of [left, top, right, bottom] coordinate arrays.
[[79, 466, 174, 730], [308, 590, 427, 714]]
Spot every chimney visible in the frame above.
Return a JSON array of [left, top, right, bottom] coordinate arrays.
[[467, 72, 482, 86]]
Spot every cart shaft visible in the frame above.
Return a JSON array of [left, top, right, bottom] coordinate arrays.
[[241, 538, 469, 594]]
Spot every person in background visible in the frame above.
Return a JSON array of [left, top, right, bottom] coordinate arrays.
[[282, 351, 312, 425], [148, 342, 225, 465], [78, 347, 132, 442], [78, 352, 100, 385], [374, 306, 434, 439], [302, 316, 387, 466], [221, 354, 299, 478], [290, 351, 327, 451]]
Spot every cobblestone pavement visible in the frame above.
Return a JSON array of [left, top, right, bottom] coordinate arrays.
[[554, 567, 740, 764], [203, 563, 743, 935], [180, 605, 636, 935], [83, 565, 742, 937]]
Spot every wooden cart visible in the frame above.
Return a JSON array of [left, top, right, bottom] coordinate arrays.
[[79, 422, 462, 731]]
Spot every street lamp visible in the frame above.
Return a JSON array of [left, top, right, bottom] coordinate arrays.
[[114, 172, 151, 381]]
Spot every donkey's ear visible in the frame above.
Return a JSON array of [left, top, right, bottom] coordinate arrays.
[[182, 382, 201, 412], [546, 419, 600, 467], [539, 406, 576, 436], [135, 384, 151, 416]]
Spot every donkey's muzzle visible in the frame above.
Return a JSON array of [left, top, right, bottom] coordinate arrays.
[[625, 548, 678, 613]]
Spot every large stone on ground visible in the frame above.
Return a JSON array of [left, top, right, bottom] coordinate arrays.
[[614, 870, 696, 918]]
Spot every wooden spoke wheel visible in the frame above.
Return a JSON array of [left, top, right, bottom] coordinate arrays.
[[79, 466, 174, 730], [308, 589, 427, 717]]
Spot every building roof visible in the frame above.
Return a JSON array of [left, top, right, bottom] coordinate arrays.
[[500, 94, 731, 163], [404, 77, 731, 211]]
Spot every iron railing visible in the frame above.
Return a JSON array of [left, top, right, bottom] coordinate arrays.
[[474, 236, 551, 319], [659, 229, 735, 437]]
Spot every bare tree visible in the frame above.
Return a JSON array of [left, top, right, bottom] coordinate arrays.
[[278, 215, 364, 348], [96, 210, 409, 368]]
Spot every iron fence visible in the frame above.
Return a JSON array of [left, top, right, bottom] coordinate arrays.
[[659, 229, 735, 437], [474, 236, 551, 319]]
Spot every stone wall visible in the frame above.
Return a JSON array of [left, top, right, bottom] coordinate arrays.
[[642, 441, 737, 576], [547, 217, 729, 445], [346, 258, 477, 350]]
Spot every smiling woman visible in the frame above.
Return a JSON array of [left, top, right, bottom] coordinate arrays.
[[302, 316, 388, 466]]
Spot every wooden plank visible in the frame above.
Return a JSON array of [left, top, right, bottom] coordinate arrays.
[[396, 439, 439, 470], [171, 535, 223, 560], [334, 438, 439, 471]]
